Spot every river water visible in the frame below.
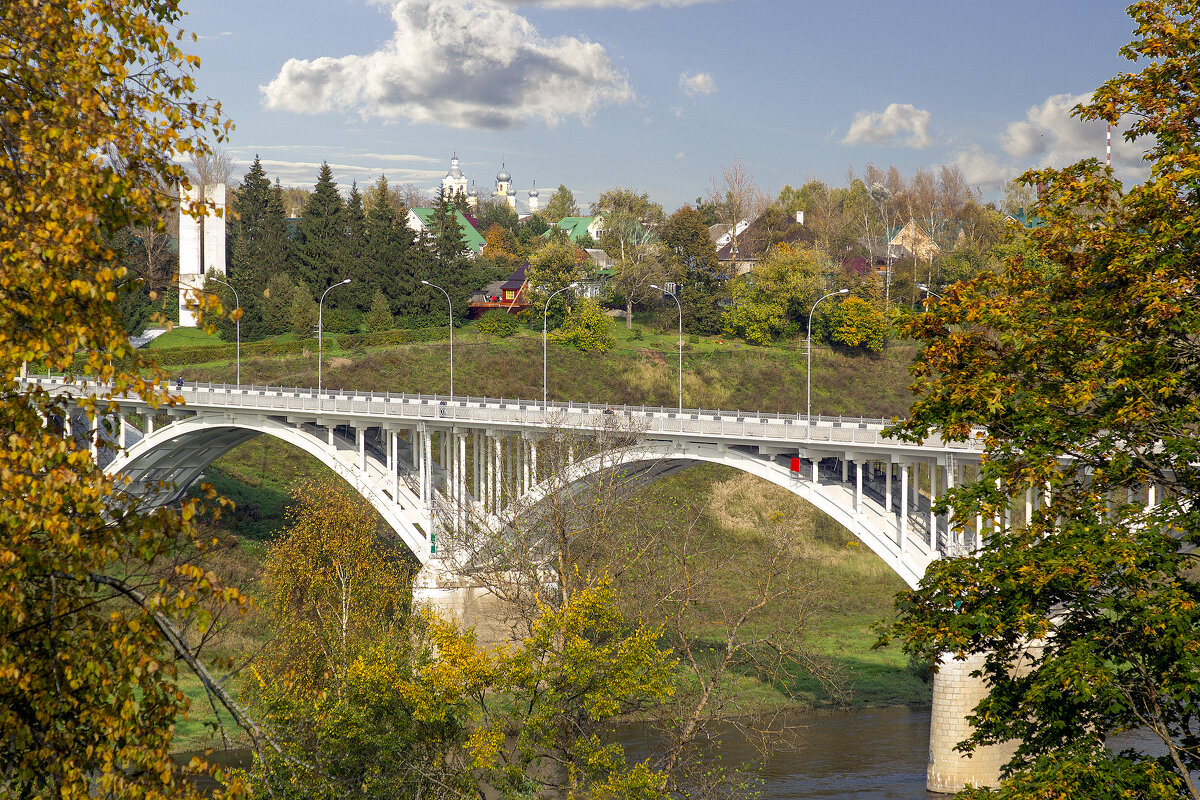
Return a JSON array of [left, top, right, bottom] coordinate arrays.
[[188, 706, 940, 798], [616, 706, 937, 800]]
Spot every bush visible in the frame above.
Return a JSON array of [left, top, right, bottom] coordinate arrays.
[[476, 310, 519, 338], [322, 308, 362, 335], [548, 297, 615, 353], [336, 327, 450, 350]]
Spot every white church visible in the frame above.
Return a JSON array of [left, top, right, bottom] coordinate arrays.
[[440, 154, 541, 215]]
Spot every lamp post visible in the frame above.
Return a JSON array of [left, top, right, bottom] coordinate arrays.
[[543, 282, 579, 411], [421, 280, 453, 397], [318, 278, 351, 408], [207, 276, 240, 385], [650, 283, 683, 415], [807, 288, 849, 424]]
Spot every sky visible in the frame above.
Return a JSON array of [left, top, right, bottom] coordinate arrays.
[[178, 0, 1147, 213]]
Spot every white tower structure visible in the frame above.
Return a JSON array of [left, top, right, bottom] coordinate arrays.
[[467, 182, 480, 210], [528, 181, 540, 214], [495, 162, 512, 201], [178, 182, 226, 327], [442, 153, 468, 201]]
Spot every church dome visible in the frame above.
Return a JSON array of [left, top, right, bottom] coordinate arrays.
[[529, 180, 539, 198], [467, 182, 479, 198], [496, 162, 511, 183], [447, 152, 464, 179]]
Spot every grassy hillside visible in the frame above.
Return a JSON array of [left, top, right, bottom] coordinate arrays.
[[170, 322, 919, 419]]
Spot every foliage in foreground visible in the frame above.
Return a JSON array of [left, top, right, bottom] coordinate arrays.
[[882, 3, 1200, 797], [1, 1, 250, 797], [247, 482, 675, 800]]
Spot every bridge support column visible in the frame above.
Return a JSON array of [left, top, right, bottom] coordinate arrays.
[[530, 439, 538, 486], [899, 464, 909, 550], [391, 431, 400, 502], [458, 433, 467, 529], [928, 464, 938, 550], [927, 652, 1015, 794], [841, 458, 848, 483], [855, 461, 864, 513], [810, 458, 818, 484], [885, 462, 893, 513], [357, 427, 365, 471]]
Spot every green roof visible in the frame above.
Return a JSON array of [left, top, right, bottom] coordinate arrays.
[[546, 216, 597, 243], [410, 208, 487, 253]]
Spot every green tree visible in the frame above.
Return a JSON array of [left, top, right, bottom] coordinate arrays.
[[543, 183, 579, 222], [882, 4, 1200, 797], [290, 283, 318, 340], [723, 243, 823, 345], [549, 296, 616, 352], [262, 271, 297, 336], [230, 156, 289, 339], [0, 2, 252, 797], [527, 239, 589, 331], [290, 162, 346, 298], [365, 288, 394, 333], [662, 204, 726, 335], [364, 176, 421, 320], [247, 482, 471, 800]]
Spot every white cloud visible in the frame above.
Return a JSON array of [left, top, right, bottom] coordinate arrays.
[[1001, 92, 1144, 173], [952, 93, 1150, 190], [490, 0, 718, 7], [841, 103, 933, 149], [679, 71, 717, 97], [952, 146, 1014, 190], [261, 0, 633, 130]]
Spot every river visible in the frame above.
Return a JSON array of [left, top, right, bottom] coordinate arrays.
[[616, 706, 937, 800], [189, 706, 939, 799]]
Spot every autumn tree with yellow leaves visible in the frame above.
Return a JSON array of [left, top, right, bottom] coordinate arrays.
[[0, 2, 254, 797]]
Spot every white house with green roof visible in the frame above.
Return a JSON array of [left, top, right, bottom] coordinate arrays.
[[405, 207, 488, 256]]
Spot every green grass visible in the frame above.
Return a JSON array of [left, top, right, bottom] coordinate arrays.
[[147, 327, 225, 349], [165, 323, 917, 418]]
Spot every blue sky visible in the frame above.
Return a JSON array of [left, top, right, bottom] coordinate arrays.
[[179, 0, 1144, 212]]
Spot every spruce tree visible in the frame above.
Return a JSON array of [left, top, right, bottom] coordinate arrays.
[[343, 181, 369, 310], [422, 194, 475, 324], [229, 155, 288, 339], [366, 176, 422, 322], [290, 162, 346, 300]]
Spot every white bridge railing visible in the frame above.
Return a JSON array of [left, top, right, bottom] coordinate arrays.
[[27, 377, 984, 454]]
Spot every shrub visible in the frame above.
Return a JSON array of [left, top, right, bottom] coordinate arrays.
[[548, 297, 615, 353], [322, 308, 362, 335], [477, 310, 519, 338]]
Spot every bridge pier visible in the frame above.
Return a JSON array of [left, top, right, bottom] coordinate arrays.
[[927, 652, 1014, 794]]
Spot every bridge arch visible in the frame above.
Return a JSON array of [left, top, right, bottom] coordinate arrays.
[[508, 438, 936, 589], [107, 416, 431, 557]]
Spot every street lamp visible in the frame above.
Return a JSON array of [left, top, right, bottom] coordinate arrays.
[[650, 283, 683, 415], [207, 276, 240, 385], [807, 288, 849, 424], [421, 280, 453, 397], [543, 282, 579, 410], [318, 278, 351, 408]]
